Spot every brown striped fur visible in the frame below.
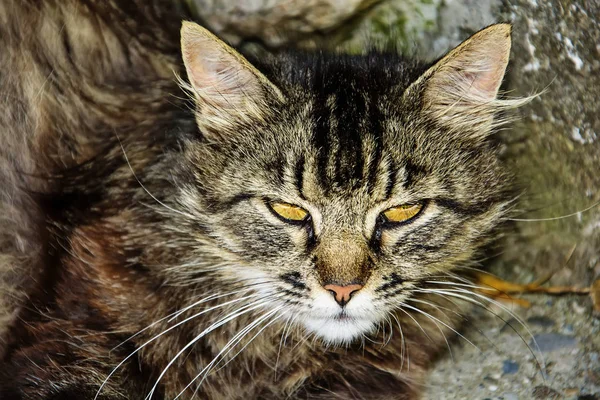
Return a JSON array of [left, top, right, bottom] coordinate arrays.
[[0, 2, 528, 399]]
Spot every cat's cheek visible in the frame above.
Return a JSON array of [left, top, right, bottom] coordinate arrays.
[[220, 266, 277, 296]]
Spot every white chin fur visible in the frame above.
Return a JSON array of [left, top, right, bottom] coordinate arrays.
[[299, 290, 381, 344], [302, 316, 377, 345]]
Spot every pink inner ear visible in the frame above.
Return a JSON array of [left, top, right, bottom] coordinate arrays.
[[429, 27, 511, 105], [185, 48, 263, 111], [189, 52, 234, 92], [418, 25, 522, 135], [471, 60, 506, 100], [436, 55, 506, 105], [190, 63, 220, 92]]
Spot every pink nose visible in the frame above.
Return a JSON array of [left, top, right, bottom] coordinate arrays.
[[323, 284, 363, 307]]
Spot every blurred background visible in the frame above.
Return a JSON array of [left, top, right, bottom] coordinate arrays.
[[187, 1, 599, 398]]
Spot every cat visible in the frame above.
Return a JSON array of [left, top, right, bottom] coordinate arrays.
[[0, 1, 531, 398]]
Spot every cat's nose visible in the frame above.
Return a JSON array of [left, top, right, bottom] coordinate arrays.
[[323, 284, 363, 307]]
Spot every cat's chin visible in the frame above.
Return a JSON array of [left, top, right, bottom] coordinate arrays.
[[302, 315, 377, 345]]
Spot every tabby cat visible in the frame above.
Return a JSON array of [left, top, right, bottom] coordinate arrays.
[[0, 1, 529, 398]]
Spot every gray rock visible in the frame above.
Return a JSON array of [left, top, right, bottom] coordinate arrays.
[[186, 0, 376, 46], [531, 333, 577, 353], [429, 0, 501, 57], [497, 0, 600, 290], [503, 360, 520, 374]]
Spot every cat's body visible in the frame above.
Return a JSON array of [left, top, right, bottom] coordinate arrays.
[[0, 0, 185, 345], [0, 1, 526, 399]]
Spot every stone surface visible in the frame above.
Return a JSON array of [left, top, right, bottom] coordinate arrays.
[[186, 0, 377, 46], [497, 0, 600, 295], [424, 295, 600, 398], [503, 359, 520, 374], [531, 333, 578, 353], [342, 0, 502, 57]]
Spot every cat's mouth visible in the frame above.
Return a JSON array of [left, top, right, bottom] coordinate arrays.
[[333, 312, 351, 321], [300, 311, 379, 344]]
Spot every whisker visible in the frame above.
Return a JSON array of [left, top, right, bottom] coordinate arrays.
[[180, 307, 285, 399], [166, 281, 279, 323], [409, 298, 460, 318], [450, 265, 502, 277], [426, 280, 502, 292], [507, 198, 600, 222], [425, 265, 484, 286], [212, 310, 286, 375], [444, 288, 543, 355], [383, 315, 394, 347], [417, 287, 545, 375], [425, 278, 526, 301], [275, 312, 297, 380], [409, 297, 501, 355], [145, 295, 282, 400], [394, 306, 436, 347], [110, 286, 273, 353], [404, 298, 484, 351], [116, 134, 196, 220], [389, 312, 409, 372], [95, 292, 267, 400], [399, 303, 457, 362]]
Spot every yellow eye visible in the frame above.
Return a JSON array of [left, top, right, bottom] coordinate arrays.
[[382, 203, 423, 224], [269, 202, 309, 222]]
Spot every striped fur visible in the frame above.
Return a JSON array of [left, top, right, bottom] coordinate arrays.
[[1, 5, 527, 399]]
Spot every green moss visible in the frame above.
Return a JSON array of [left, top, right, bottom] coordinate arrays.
[[504, 119, 595, 247], [331, 0, 444, 56], [332, 4, 415, 54]]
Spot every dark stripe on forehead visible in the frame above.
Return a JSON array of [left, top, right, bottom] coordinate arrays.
[[385, 158, 396, 199], [269, 156, 286, 186], [403, 158, 428, 189], [366, 91, 384, 196], [333, 78, 365, 189], [295, 154, 306, 200], [310, 57, 391, 193], [312, 58, 332, 192]]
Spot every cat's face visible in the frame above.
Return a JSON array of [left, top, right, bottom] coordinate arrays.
[[173, 22, 522, 344]]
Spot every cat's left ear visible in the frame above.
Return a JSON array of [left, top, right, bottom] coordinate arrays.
[[406, 23, 524, 137], [180, 21, 284, 137]]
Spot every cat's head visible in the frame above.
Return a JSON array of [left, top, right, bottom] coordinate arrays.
[[171, 22, 526, 344]]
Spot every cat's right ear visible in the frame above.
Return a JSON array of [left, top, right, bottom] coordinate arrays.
[[404, 23, 530, 139], [180, 21, 284, 137]]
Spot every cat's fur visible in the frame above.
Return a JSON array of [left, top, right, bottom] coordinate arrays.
[[0, 1, 528, 399]]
